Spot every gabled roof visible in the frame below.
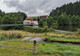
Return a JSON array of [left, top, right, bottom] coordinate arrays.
[[25, 17, 33, 21], [40, 15, 48, 18]]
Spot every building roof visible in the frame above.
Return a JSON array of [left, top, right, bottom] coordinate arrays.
[[25, 17, 33, 21], [40, 15, 48, 18], [25, 15, 48, 21]]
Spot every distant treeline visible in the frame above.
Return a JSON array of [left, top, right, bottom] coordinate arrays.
[[50, 1, 80, 16], [0, 10, 27, 30], [39, 1, 80, 31]]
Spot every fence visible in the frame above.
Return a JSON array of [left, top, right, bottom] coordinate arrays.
[[0, 24, 38, 27], [0, 40, 80, 55]]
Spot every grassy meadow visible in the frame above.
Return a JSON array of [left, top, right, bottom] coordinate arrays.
[[0, 30, 80, 38], [39, 43, 80, 56], [0, 30, 80, 56], [0, 40, 55, 56], [49, 36, 80, 42], [0, 39, 80, 56]]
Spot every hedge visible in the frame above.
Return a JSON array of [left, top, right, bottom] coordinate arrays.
[[23, 26, 54, 33]]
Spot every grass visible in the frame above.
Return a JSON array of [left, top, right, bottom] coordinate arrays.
[[0, 40, 55, 56], [0, 30, 80, 42], [0, 30, 80, 56], [0, 30, 45, 37], [39, 43, 80, 56], [0, 30, 80, 38], [0, 41, 33, 56], [0, 39, 80, 56], [49, 36, 80, 42]]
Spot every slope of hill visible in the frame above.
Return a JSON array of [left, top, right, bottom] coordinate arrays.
[[50, 1, 80, 17], [44, 1, 80, 31]]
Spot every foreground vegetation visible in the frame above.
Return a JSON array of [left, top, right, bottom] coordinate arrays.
[[48, 36, 80, 42], [39, 43, 80, 56], [0, 39, 80, 56], [24, 26, 54, 33], [0, 30, 80, 56], [0, 30, 80, 38]]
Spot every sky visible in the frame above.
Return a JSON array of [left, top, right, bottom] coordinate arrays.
[[0, 0, 78, 16]]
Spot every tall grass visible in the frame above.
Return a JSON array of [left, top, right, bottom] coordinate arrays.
[[39, 43, 80, 56], [0, 33, 22, 40], [48, 36, 80, 42]]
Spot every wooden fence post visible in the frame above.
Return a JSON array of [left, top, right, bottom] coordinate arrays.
[[33, 40, 37, 54]]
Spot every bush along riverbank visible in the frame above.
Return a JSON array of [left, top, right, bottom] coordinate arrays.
[[0, 33, 22, 41], [23, 26, 54, 33], [45, 36, 80, 44]]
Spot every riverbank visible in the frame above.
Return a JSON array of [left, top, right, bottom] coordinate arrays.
[[0, 30, 79, 38]]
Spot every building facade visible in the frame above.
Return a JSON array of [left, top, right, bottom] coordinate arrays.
[[23, 17, 38, 27]]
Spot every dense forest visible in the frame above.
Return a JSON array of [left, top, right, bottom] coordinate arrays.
[[0, 10, 27, 30], [39, 1, 80, 31]]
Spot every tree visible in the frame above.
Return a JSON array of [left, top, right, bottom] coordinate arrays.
[[2, 15, 15, 24], [39, 19, 44, 27], [49, 1, 80, 31], [18, 11, 27, 20], [1, 15, 15, 30], [0, 10, 5, 17], [57, 13, 65, 30], [57, 13, 71, 30], [50, 1, 80, 16], [71, 15, 80, 31], [43, 22, 47, 28], [0, 16, 2, 24], [46, 17, 53, 28]]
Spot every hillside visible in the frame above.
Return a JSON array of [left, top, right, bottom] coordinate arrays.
[[38, 1, 80, 31], [50, 1, 80, 16]]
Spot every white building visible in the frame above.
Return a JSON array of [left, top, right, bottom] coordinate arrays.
[[23, 17, 38, 27]]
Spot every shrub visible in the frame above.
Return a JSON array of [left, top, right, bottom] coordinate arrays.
[[24, 26, 54, 33], [0, 34, 4, 40], [24, 27, 43, 33], [48, 27, 54, 32], [44, 33, 48, 36], [1, 26, 23, 30], [15, 33, 22, 38], [0, 33, 22, 40], [77, 29, 80, 34], [43, 26, 48, 32], [75, 29, 80, 35]]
